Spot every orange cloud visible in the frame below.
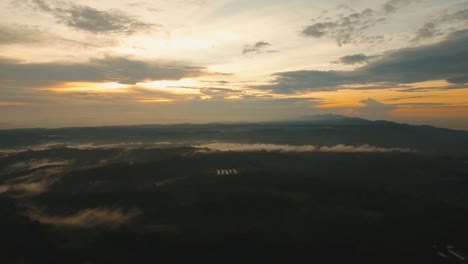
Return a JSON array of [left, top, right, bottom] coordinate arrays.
[[393, 106, 468, 118], [138, 98, 173, 103], [296, 85, 468, 117], [44, 82, 132, 93]]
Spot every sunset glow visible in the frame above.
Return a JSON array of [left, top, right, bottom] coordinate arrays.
[[0, 0, 467, 130]]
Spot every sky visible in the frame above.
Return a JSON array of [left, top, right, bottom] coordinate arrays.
[[1, 0, 468, 130]]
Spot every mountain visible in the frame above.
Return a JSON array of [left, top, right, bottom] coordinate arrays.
[[1, 115, 467, 155], [1, 116, 468, 263], [297, 113, 374, 125]]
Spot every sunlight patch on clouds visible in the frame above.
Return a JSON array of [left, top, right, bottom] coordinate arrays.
[[403, 80, 455, 89], [138, 79, 199, 88], [138, 98, 174, 103], [115, 34, 220, 56], [137, 79, 200, 94], [102, 82, 130, 89], [337, 83, 395, 90], [200, 95, 213, 100], [45, 82, 132, 93], [43, 79, 206, 98], [224, 95, 242, 100]]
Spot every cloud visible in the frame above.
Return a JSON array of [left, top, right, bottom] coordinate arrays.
[[127, 2, 148, 7], [260, 70, 353, 93], [199, 87, 240, 99], [242, 41, 277, 55], [333, 53, 375, 65], [0, 23, 104, 48], [0, 180, 49, 194], [0, 165, 68, 195], [0, 158, 72, 195], [0, 56, 208, 87], [258, 29, 468, 93], [0, 142, 188, 157], [198, 143, 318, 152], [447, 8, 468, 21], [12, 0, 153, 34], [196, 143, 412, 153], [62, 6, 152, 34], [302, 8, 386, 46], [302, 1, 419, 46], [357, 98, 396, 119], [382, 0, 414, 14], [319, 144, 411, 153], [0, 178, 52, 194], [411, 22, 440, 42], [0, 101, 29, 106], [8, 159, 71, 172], [0, 24, 47, 45], [28, 208, 140, 227], [411, 7, 468, 42]]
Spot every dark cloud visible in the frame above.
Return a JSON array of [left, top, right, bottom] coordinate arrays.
[[302, 8, 386, 46], [0, 24, 45, 45], [242, 41, 278, 55], [13, 0, 153, 34], [411, 22, 440, 42], [333, 53, 375, 65], [259, 29, 468, 93], [382, 0, 413, 14], [303, 22, 335, 38], [261, 71, 352, 92], [443, 8, 468, 22], [302, 0, 419, 46], [0, 23, 99, 48], [63, 6, 152, 34], [0, 56, 209, 87], [411, 7, 468, 42], [89, 57, 206, 84]]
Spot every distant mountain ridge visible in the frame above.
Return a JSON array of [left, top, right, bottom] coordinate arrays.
[[276, 114, 374, 126], [0, 114, 464, 132], [1, 115, 467, 155], [287, 114, 461, 130]]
